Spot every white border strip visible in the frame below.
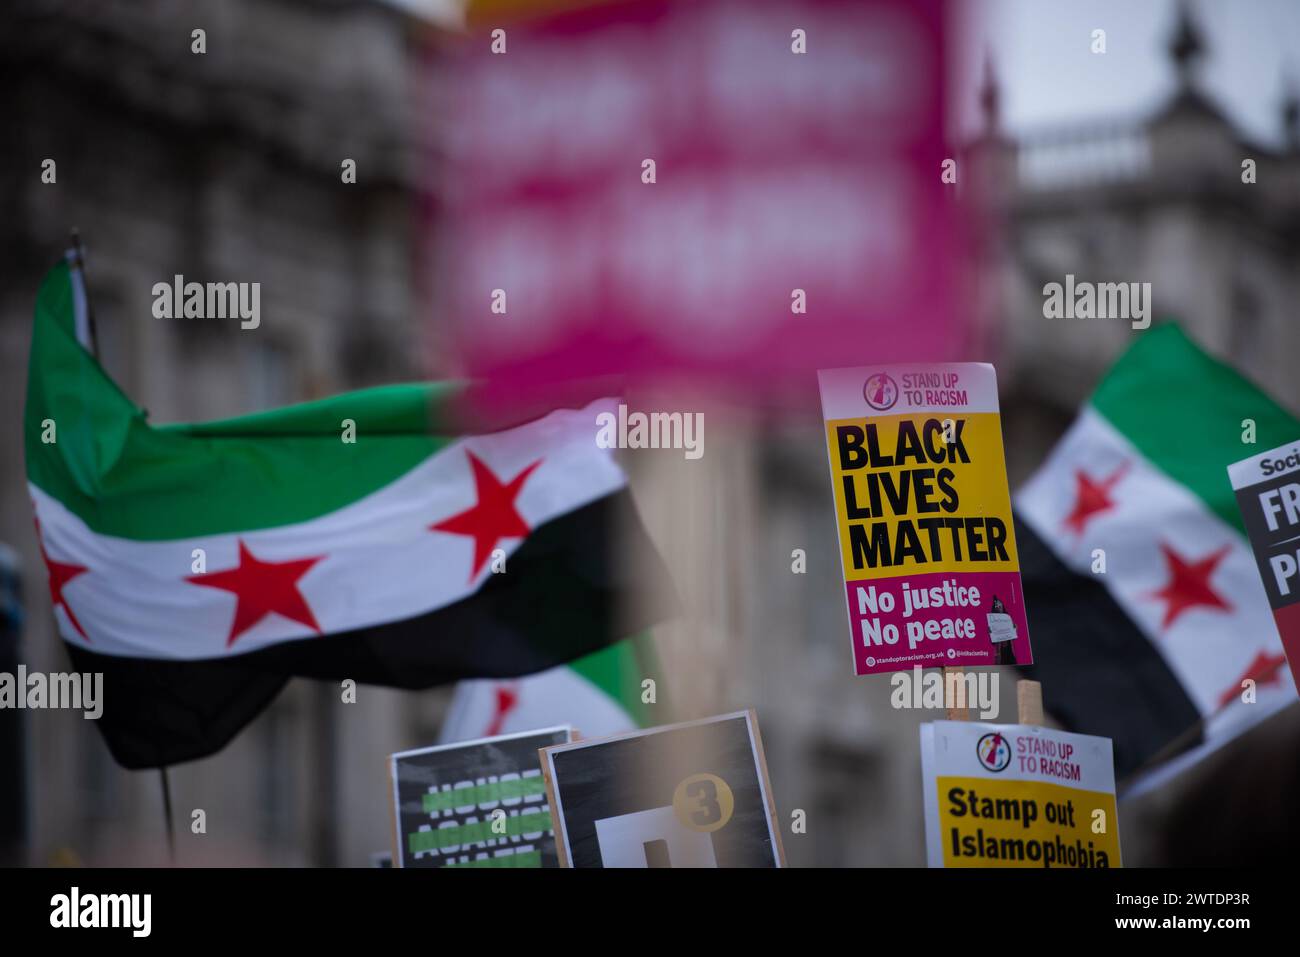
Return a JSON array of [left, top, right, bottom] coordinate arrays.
[[1227, 439, 1300, 490]]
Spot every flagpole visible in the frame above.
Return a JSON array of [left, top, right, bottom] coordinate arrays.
[[67, 228, 101, 359], [160, 765, 176, 862], [67, 230, 177, 864]]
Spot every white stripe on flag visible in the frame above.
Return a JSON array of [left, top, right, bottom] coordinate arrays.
[[33, 399, 626, 659], [439, 667, 637, 744], [1017, 406, 1294, 720]]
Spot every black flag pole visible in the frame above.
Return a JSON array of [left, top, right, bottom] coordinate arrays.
[[67, 228, 101, 360], [67, 229, 176, 863], [159, 764, 176, 862]]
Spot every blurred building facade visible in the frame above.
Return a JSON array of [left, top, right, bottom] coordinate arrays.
[[709, 1, 1300, 865], [1, 0, 1297, 868], [980, 2, 1300, 481], [1, 0, 442, 865]]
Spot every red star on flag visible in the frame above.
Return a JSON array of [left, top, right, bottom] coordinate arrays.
[[1063, 461, 1129, 536], [33, 514, 90, 642], [1216, 650, 1290, 710], [187, 540, 324, 647], [486, 683, 520, 737], [431, 450, 541, 581], [1147, 541, 1233, 629]]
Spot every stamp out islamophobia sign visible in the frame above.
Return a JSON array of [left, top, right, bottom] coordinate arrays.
[[920, 721, 1121, 868], [389, 726, 571, 868], [539, 711, 783, 868], [818, 363, 1033, 675], [1229, 438, 1300, 693]]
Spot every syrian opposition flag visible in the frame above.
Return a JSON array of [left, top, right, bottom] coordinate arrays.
[[1016, 324, 1297, 789], [437, 632, 659, 744], [24, 257, 671, 769]]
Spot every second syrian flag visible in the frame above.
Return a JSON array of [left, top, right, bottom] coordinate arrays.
[[1016, 324, 1297, 784], [437, 631, 661, 744], [25, 257, 672, 769]]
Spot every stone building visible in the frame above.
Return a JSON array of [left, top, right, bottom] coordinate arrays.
[[984, 2, 1300, 476], [1, 0, 442, 865], [0, 0, 1295, 867], [720, 1, 1300, 865]]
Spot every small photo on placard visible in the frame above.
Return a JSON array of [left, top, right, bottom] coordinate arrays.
[[540, 710, 783, 868], [389, 725, 571, 868]]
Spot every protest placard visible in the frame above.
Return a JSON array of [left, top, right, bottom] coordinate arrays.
[[388, 726, 571, 868], [437, 0, 964, 411], [818, 363, 1033, 675], [540, 711, 783, 868], [920, 720, 1121, 868], [1229, 439, 1300, 693]]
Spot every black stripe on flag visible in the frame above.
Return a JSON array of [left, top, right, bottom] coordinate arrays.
[[68, 489, 675, 769], [1013, 515, 1201, 777]]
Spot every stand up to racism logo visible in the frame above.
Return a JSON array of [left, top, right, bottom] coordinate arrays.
[[977, 732, 1012, 772], [863, 372, 899, 411]]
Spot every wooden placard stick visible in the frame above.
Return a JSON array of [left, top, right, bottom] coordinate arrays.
[[943, 666, 969, 721], [1017, 679, 1044, 726], [536, 744, 570, 868]]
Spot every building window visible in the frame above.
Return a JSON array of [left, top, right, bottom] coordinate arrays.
[[245, 339, 293, 410], [1228, 281, 1262, 373]]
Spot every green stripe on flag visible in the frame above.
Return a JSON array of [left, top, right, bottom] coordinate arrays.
[[421, 777, 548, 812], [407, 812, 553, 854], [443, 851, 544, 868], [568, 631, 661, 727], [1089, 324, 1300, 534], [25, 262, 461, 539]]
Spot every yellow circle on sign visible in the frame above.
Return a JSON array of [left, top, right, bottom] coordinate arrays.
[[672, 773, 734, 833]]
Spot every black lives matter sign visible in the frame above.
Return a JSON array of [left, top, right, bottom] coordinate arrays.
[[540, 711, 783, 868], [1229, 440, 1300, 694], [389, 726, 570, 868]]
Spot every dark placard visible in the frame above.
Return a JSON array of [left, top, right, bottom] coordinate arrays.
[[389, 726, 571, 868], [1230, 440, 1300, 693], [540, 711, 783, 868]]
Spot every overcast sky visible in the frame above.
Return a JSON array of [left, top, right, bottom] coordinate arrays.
[[392, 0, 1300, 146], [955, 0, 1300, 145]]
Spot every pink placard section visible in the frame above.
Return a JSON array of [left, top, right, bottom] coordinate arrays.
[[432, 0, 964, 408], [845, 570, 1032, 675]]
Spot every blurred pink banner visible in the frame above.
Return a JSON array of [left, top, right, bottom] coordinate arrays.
[[430, 0, 967, 407]]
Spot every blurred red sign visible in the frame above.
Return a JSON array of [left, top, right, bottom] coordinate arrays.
[[432, 0, 964, 403]]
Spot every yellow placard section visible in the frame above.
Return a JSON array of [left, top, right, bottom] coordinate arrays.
[[825, 412, 1019, 577], [936, 776, 1121, 868]]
